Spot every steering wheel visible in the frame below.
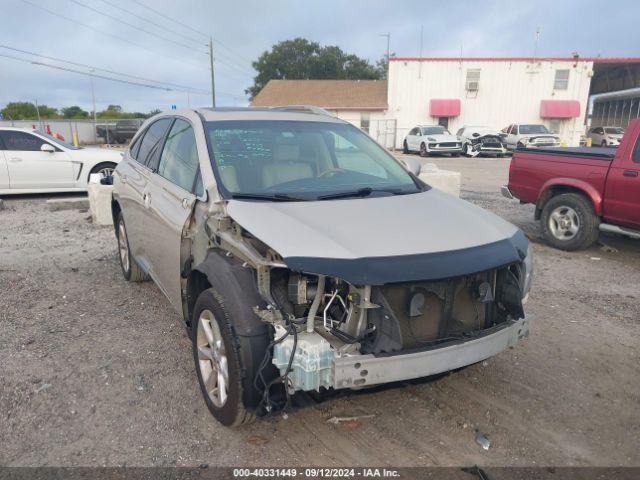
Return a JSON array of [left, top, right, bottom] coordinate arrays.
[[318, 168, 346, 177]]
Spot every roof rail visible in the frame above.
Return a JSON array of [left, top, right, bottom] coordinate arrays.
[[269, 105, 335, 117]]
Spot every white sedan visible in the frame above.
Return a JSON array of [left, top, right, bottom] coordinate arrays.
[[403, 125, 462, 156], [0, 127, 122, 194]]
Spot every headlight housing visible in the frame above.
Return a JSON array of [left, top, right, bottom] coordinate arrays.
[[427, 137, 436, 141], [522, 244, 534, 303]]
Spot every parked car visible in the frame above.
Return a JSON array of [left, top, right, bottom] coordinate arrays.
[[501, 124, 561, 150], [96, 119, 142, 144], [0, 127, 122, 194], [587, 126, 624, 147], [456, 125, 508, 157], [403, 125, 462, 156], [111, 107, 533, 426], [502, 118, 640, 250]]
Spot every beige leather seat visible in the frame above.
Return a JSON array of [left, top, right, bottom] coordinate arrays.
[[218, 165, 239, 192], [262, 144, 313, 188]]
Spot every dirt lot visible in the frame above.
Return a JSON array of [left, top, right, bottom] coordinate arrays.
[[1, 156, 639, 467]]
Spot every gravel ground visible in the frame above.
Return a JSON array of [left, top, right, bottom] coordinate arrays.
[[1, 156, 639, 467]]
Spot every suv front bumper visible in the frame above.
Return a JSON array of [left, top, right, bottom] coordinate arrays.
[[333, 317, 530, 389]]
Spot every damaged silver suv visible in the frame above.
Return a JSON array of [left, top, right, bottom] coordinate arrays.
[[111, 107, 533, 426]]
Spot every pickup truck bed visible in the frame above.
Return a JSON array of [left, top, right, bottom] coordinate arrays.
[[518, 146, 615, 160]]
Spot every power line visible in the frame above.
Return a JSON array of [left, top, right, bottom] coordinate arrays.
[[97, 0, 205, 47], [0, 44, 209, 94], [132, 0, 209, 39], [68, 0, 207, 55], [0, 52, 247, 99], [39, 0, 252, 79], [131, 0, 255, 69], [21, 0, 209, 71], [0, 52, 174, 92]]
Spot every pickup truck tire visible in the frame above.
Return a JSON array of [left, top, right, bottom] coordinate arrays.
[[541, 193, 600, 251], [192, 288, 257, 427], [116, 212, 149, 282]]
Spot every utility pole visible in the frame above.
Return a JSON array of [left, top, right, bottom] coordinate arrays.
[[90, 69, 97, 143], [380, 33, 390, 78], [209, 37, 216, 108], [35, 99, 42, 132], [533, 26, 540, 62]]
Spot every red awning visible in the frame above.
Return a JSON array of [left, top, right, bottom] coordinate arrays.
[[430, 99, 461, 117], [540, 100, 581, 118]]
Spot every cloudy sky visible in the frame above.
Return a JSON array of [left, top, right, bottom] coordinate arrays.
[[1, 0, 638, 113]]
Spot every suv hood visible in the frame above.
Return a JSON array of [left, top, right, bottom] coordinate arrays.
[[426, 133, 458, 142], [227, 189, 528, 284]]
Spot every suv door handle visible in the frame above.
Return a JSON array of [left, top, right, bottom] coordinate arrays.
[[143, 192, 151, 208], [181, 198, 191, 209], [9, 157, 22, 162], [623, 170, 638, 177]]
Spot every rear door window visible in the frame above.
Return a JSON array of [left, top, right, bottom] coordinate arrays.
[[135, 118, 173, 169], [157, 119, 200, 192], [0, 131, 56, 151]]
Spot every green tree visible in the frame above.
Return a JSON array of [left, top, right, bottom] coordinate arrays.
[[247, 38, 383, 99], [1, 102, 58, 120], [97, 105, 124, 119], [61, 105, 89, 119]]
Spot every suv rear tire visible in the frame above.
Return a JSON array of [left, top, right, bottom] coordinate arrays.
[[116, 212, 148, 282], [192, 288, 260, 427], [540, 193, 600, 251]]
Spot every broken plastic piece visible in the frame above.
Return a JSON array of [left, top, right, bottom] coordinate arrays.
[[475, 430, 491, 450]]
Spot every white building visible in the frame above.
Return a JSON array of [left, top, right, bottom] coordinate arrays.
[[250, 58, 640, 149], [388, 56, 640, 147]]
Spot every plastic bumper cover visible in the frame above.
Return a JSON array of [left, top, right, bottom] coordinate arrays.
[[501, 185, 514, 199], [333, 317, 530, 389]]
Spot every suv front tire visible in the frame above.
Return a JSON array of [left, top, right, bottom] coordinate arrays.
[[116, 212, 148, 282]]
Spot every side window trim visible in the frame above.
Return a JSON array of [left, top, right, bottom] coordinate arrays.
[[632, 137, 640, 164], [146, 118, 175, 172], [155, 116, 203, 195]]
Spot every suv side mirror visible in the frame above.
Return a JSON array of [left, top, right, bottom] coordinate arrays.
[[41, 143, 55, 153], [401, 157, 422, 176]]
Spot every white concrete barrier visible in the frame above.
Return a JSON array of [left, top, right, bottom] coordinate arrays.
[[418, 163, 461, 197], [87, 183, 114, 226]]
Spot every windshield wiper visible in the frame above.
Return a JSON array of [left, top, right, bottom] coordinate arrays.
[[230, 192, 309, 202], [317, 187, 410, 200]]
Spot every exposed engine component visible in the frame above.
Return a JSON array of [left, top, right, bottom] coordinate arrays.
[[272, 324, 334, 392], [265, 264, 526, 394], [287, 273, 317, 305]]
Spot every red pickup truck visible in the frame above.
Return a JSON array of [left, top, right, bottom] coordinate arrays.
[[502, 118, 640, 250]]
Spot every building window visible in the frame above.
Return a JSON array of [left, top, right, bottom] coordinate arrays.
[[549, 119, 561, 134], [554, 69, 570, 90], [360, 113, 370, 134], [465, 69, 481, 91]]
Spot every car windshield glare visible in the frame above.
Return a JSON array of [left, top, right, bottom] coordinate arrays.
[[519, 125, 550, 134], [421, 126, 447, 135], [605, 127, 624, 134], [204, 120, 420, 200]]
